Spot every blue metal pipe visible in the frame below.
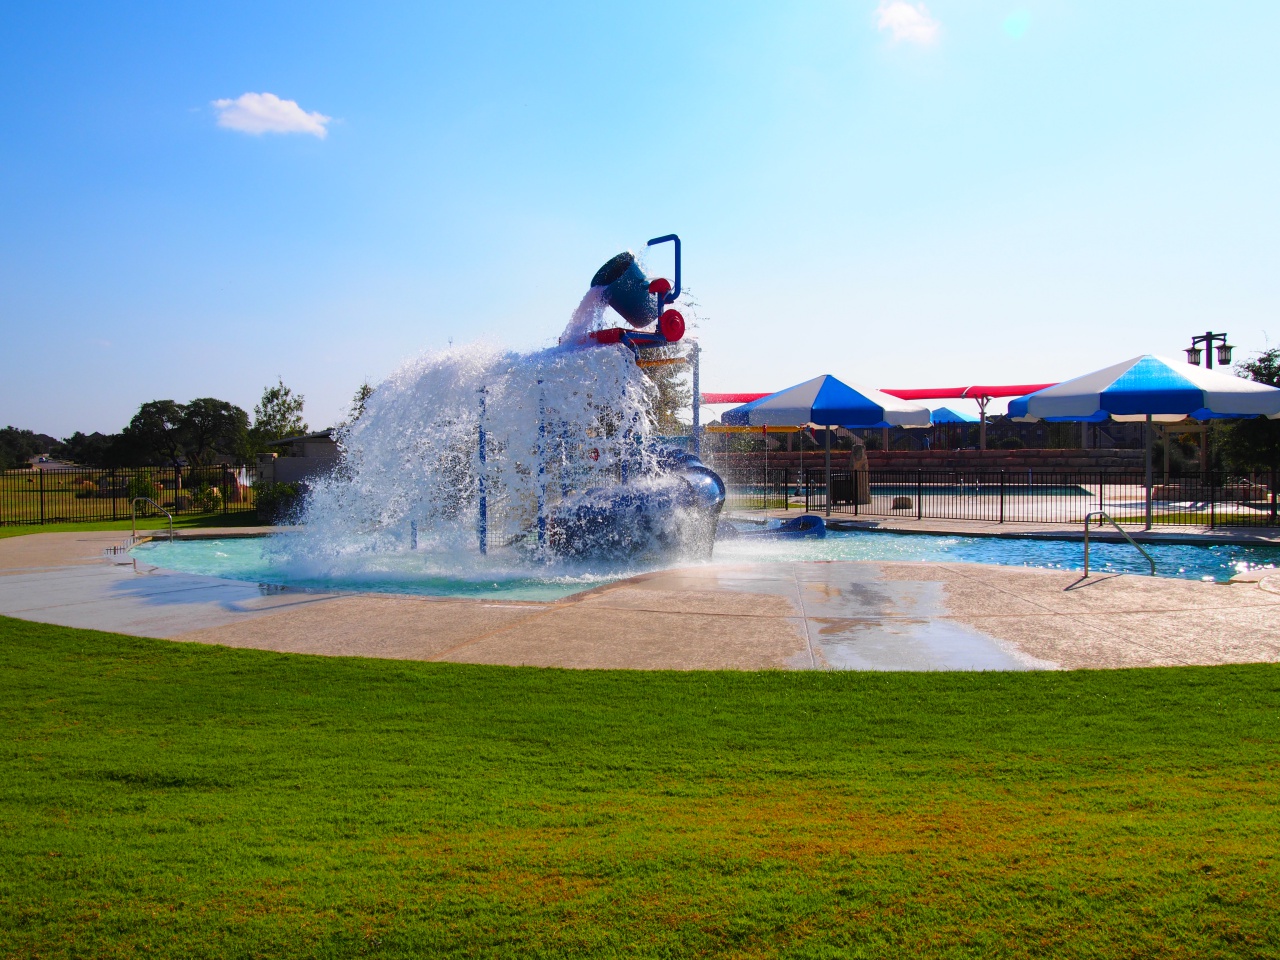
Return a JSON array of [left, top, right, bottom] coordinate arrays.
[[646, 234, 681, 306]]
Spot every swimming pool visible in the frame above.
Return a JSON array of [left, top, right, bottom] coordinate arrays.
[[132, 530, 1280, 601]]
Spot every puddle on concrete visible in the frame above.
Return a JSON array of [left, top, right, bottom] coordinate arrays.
[[710, 564, 1056, 672]]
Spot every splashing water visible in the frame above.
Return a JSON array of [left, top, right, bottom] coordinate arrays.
[[266, 289, 702, 585]]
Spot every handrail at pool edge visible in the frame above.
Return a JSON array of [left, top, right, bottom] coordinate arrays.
[[1083, 510, 1155, 577], [131, 498, 174, 542]]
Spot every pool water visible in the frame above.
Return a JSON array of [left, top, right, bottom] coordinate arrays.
[[132, 530, 1280, 601]]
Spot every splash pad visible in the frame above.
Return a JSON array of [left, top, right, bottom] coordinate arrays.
[[265, 235, 726, 592]]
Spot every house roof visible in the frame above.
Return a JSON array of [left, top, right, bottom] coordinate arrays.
[[265, 429, 336, 446]]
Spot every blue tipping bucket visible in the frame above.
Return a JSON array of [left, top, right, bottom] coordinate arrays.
[[591, 252, 659, 328]]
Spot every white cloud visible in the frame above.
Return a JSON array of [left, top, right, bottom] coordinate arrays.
[[212, 92, 331, 138], [875, 1, 941, 45]]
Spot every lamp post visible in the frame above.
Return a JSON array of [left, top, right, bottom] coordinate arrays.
[[1185, 331, 1234, 370], [1184, 332, 1233, 477]]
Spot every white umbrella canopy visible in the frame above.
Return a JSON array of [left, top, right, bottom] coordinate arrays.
[[723, 376, 930, 516], [1008, 355, 1280, 529], [722, 374, 931, 429], [1008, 355, 1280, 422]]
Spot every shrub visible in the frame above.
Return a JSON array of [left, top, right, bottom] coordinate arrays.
[[191, 483, 223, 512], [126, 474, 160, 504], [253, 481, 302, 524], [997, 437, 1025, 450]]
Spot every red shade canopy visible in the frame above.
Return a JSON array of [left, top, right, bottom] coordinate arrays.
[[702, 384, 1056, 405], [881, 384, 1057, 401]]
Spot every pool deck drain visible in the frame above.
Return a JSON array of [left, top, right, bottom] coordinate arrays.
[[1, 528, 1278, 671]]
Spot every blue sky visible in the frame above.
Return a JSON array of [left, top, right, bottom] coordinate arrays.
[[3, 1, 1278, 436]]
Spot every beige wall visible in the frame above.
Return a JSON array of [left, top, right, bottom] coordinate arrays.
[[256, 453, 338, 486]]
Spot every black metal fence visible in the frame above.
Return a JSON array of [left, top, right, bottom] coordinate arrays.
[[0, 465, 257, 526], [719, 467, 1280, 528]]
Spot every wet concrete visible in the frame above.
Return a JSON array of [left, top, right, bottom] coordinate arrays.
[[0, 529, 1277, 671]]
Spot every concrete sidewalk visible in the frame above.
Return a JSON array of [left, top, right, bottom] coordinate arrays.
[[0, 528, 1277, 671]]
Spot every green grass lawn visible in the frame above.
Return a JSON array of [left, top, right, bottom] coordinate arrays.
[[2, 615, 1278, 958], [0, 512, 267, 540]]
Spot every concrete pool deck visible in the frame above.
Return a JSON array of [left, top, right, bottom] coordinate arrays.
[[0, 527, 1277, 671]]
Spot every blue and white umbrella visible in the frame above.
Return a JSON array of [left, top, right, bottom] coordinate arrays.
[[723, 375, 929, 516], [1008, 355, 1280, 423], [930, 406, 980, 424], [1008, 355, 1280, 529], [722, 375, 931, 429]]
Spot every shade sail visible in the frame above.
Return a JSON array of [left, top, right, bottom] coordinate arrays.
[[723, 375, 931, 429], [930, 406, 979, 424], [884, 383, 1056, 401], [1008, 356, 1280, 423]]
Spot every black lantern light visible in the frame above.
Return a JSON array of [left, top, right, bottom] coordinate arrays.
[[1186, 332, 1231, 371]]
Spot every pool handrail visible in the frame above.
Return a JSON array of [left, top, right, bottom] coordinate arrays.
[[1083, 510, 1155, 577], [131, 498, 174, 542]]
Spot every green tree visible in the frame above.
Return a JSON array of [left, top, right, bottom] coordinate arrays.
[[124, 400, 187, 465], [0, 426, 41, 469], [1219, 347, 1280, 475], [347, 381, 374, 425], [182, 398, 250, 466], [640, 346, 693, 436], [253, 377, 308, 443], [56, 431, 120, 468]]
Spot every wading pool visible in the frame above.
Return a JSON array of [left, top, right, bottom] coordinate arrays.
[[131, 530, 1280, 601]]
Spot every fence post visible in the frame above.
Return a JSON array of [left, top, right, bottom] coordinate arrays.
[[111, 470, 118, 521], [1210, 472, 1216, 530], [39, 468, 44, 525], [916, 470, 923, 520], [999, 471, 1005, 524], [804, 470, 810, 513], [783, 467, 789, 512], [1272, 465, 1277, 525]]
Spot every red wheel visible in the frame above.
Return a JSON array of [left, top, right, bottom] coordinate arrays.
[[659, 309, 685, 342]]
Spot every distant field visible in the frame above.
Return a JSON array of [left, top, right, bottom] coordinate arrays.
[[2, 615, 1278, 957]]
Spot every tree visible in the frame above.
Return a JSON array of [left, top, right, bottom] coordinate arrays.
[[56, 431, 120, 468], [253, 377, 308, 443], [124, 400, 187, 465], [1219, 347, 1280, 475], [182, 398, 250, 466], [0, 426, 41, 470], [347, 381, 374, 424], [640, 345, 693, 436]]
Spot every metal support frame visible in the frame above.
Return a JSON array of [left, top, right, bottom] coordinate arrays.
[[1144, 413, 1153, 530], [823, 426, 832, 517], [690, 341, 701, 456], [976, 395, 990, 451], [537, 380, 547, 551], [1083, 510, 1156, 577], [477, 387, 488, 556]]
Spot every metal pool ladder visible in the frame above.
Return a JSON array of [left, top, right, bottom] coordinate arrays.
[[131, 497, 174, 542], [1083, 510, 1155, 577]]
